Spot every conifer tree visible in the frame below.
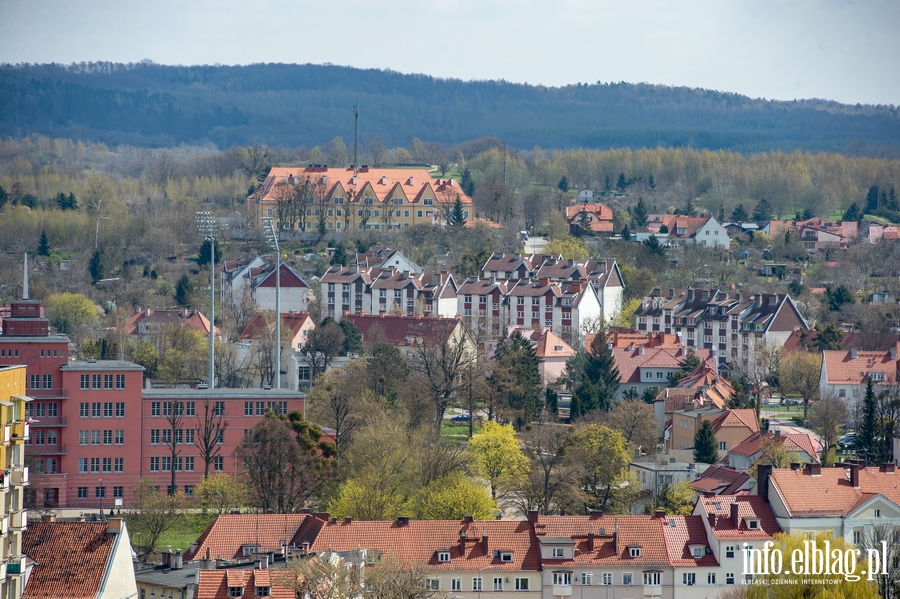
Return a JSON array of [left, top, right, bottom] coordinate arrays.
[[38, 230, 50, 256], [843, 202, 860, 222], [866, 186, 880, 213], [88, 249, 104, 283], [573, 331, 620, 415], [460, 168, 475, 197], [730, 204, 748, 222], [693, 420, 718, 464], [752, 198, 773, 221], [857, 379, 884, 464], [632, 197, 648, 228]]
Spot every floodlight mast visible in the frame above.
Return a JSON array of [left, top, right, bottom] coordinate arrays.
[[195, 212, 216, 390], [262, 217, 281, 390]]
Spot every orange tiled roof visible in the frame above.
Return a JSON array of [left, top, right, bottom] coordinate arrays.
[[565, 203, 614, 233], [695, 495, 781, 540], [186, 514, 312, 560], [23, 521, 116, 599], [240, 311, 313, 342], [534, 514, 670, 567], [196, 570, 294, 599], [662, 516, 719, 567], [822, 345, 900, 385], [711, 409, 759, 435], [728, 431, 818, 461], [613, 347, 713, 384], [690, 466, 753, 496], [769, 466, 900, 517], [300, 519, 540, 571]]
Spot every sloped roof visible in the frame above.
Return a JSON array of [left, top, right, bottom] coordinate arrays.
[[695, 495, 781, 540], [534, 514, 669, 567], [728, 431, 818, 461], [185, 514, 312, 560], [690, 465, 753, 496], [342, 314, 464, 346], [710, 409, 759, 435], [299, 519, 540, 571], [23, 521, 117, 599], [239, 311, 313, 342], [120, 308, 221, 337], [822, 345, 900, 385], [565, 203, 614, 233], [196, 569, 294, 599], [613, 347, 713, 384], [769, 466, 900, 517], [662, 516, 719, 566]]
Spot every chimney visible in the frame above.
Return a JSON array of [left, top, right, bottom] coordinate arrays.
[[397, 516, 410, 526], [527, 510, 538, 523], [613, 518, 619, 556], [882, 463, 896, 473], [754, 295, 763, 308], [313, 512, 330, 521], [380, 176, 387, 185], [654, 509, 666, 518], [668, 288, 675, 299], [408, 176, 415, 186], [587, 525, 595, 551], [708, 513, 717, 527], [637, 346, 644, 355], [106, 518, 123, 534], [344, 516, 352, 524], [40, 514, 56, 523], [482, 529, 489, 553], [850, 348, 858, 359], [891, 347, 897, 361], [735, 293, 742, 302], [730, 503, 740, 528], [849, 463, 861, 488], [790, 462, 801, 471], [687, 289, 695, 302], [806, 463, 822, 476], [768, 294, 778, 306], [171, 549, 183, 570], [759, 464, 773, 502]]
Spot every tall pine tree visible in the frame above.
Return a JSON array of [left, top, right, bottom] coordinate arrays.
[[752, 198, 773, 221], [491, 331, 543, 427], [632, 197, 649, 228], [857, 379, 884, 465], [843, 202, 860, 222], [573, 331, 620, 416], [37, 230, 50, 256], [866, 186, 880, 213], [460, 168, 475, 197], [693, 420, 719, 464], [730, 204, 748, 222]]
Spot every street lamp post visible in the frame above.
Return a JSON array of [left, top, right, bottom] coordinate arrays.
[[98, 477, 103, 520], [262, 217, 281, 389], [196, 212, 216, 389]]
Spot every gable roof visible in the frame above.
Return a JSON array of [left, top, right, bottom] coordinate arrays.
[[239, 311, 314, 342], [695, 495, 781, 540], [23, 521, 118, 599], [662, 515, 719, 566], [120, 308, 221, 337], [196, 569, 294, 599], [690, 465, 753, 496], [341, 314, 465, 347], [822, 344, 900, 385], [534, 514, 670, 567], [613, 347, 714, 384], [710, 409, 759, 434], [565, 203, 614, 233], [768, 466, 900, 517], [728, 431, 818, 461], [185, 514, 312, 560]]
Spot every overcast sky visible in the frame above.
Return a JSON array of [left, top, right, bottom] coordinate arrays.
[[1, 0, 898, 105]]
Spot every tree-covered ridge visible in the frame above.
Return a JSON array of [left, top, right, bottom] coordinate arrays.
[[2, 62, 899, 154]]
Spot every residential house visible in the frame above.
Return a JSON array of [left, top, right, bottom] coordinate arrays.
[[239, 311, 315, 389], [352, 246, 423, 273], [759, 463, 900, 544], [614, 346, 713, 400], [340, 314, 476, 363], [692, 495, 782, 587], [249, 262, 314, 314], [134, 554, 198, 599], [221, 255, 265, 306], [690, 466, 753, 496], [248, 166, 474, 234], [819, 344, 900, 406], [648, 215, 730, 249], [652, 364, 733, 440], [0, 366, 30, 599], [668, 408, 759, 453], [120, 308, 221, 344], [185, 513, 314, 560], [22, 517, 137, 599], [295, 516, 543, 599], [725, 431, 819, 471], [630, 459, 708, 506], [195, 569, 293, 599], [565, 203, 614, 236], [796, 218, 858, 252], [505, 328, 577, 387]]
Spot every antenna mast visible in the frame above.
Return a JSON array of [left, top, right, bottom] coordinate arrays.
[[353, 101, 360, 175]]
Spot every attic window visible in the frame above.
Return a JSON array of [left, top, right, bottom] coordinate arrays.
[[747, 520, 759, 530], [629, 546, 642, 558], [500, 552, 513, 562], [437, 551, 451, 563], [242, 544, 260, 556], [555, 346, 564, 352], [255, 588, 270, 598], [229, 588, 244, 598], [692, 547, 703, 558]]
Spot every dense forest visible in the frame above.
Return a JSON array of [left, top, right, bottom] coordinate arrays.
[[2, 62, 899, 156]]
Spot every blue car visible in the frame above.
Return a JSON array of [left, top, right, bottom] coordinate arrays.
[[451, 414, 471, 423]]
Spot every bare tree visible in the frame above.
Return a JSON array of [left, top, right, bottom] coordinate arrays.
[[602, 398, 659, 452], [126, 478, 185, 558], [306, 321, 346, 378], [507, 423, 580, 516], [862, 525, 900, 599], [163, 400, 184, 495], [278, 553, 363, 599], [809, 394, 849, 464], [734, 341, 781, 418], [305, 364, 375, 456], [365, 137, 389, 167], [779, 350, 821, 420], [194, 397, 229, 479], [214, 339, 252, 388]]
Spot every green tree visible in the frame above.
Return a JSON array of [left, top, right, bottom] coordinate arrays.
[[656, 480, 696, 516], [810, 395, 848, 464], [643, 234, 666, 257], [410, 472, 498, 520], [125, 478, 185, 558], [825, 285, 854, 312], [604, 398, 659, 451], [843, 202, 861, 221], [467, 420, 529, 499], [620, 224, 630, 241], [858, 379, 885, 465], [0, 185, 7, 209], [571, 331, 620, 416], [557, 175, 569, 193], [866, 185, 880, 213], [730, 203, 748, 222], [570, 424, 634, 513], [490, 331, 543, 427], [37, 230, 50, 256], [752, 197, 773, 220], [460, 167, 475, 197], [88, 248, 105, 283], [174, 275, 194, 307], [632, 197, 649, 228], [56, 192, 78, 210], [197, 238, 222, 267], [693, 420, 719, 464], [779, 350, 821, 421], [447, 196, 466, 227], [647, 174, 655, 190], [616, 172, 627, 191], [812, 323, 844, 351], [543, 236, 588, 260], [196, 473, 249, 514], [337, 319, 362, 355], [44, 292, 99, 335]]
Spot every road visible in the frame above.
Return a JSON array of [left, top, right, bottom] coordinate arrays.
[[523, 236, 547, 253]]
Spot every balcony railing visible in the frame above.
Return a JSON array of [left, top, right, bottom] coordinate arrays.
[[552, 586, 572, 597], [11, 467, 28, 486], [643, 585, 662, 597], [26, 388, 68, 398], [27, 443, 67, 455], [29, 416, 68, 427], [9, 510, 27, 530]]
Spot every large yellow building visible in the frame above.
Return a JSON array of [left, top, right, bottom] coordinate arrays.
[[0, 365, 31, 599], [248, 166, 474, 234]]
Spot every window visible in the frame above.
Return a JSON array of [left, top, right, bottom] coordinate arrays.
[[163, 402, 172, 416], [622, 573, 633, 586], [150, 430, 160, 444], [80, 403, 89, 417], [552, 572, 571, 586], [708, 573, 717, 585], [29, 374, 39, 389], [91, 430, 101, 445], [493, 577, 503, 591], [692, 547, 703, 558], [876, 509, 882, 518], [215, 401, 225, 416], [551, 547, 564, 558], [254, 587, 269, 598], [725, 546, 735, 558], [115, 402, 125, 417], [92, 374, 101, 389], [472, 577, 483, 591], [185, 429, 195, 444], [116, 430, 124, 444], [90, 458, 100, 472], [80, 375, 90, 389], [48, 402, 58, 417], [426, 579, 440, 592], [437, 551, 450, 563], [256, 401, 265, 416], [78, 486, 88, 498], [150, 457, 159, 471], [151, 401, 160, 416], [451, 578, 461, 592], [245, 402, 253, 416], [228, 587, 243, 598], [104, 374, 113, 389], [185, 401, 195, 416], [213, 456, 224, 471], [642, 572, 661, 585], [116, 374, 125, 389], [515, 578, 529, 591], [185, 457, 194, 471], [113, 486, 123, 498], [162, 457, 172, 471], [162, 429, 172, 444], [103, 430, 112, 444], [725, 572, 735, 585], [114, 457, 123, 472], [43, 374, 53, 388], [500, 552, 513, 562], [79, 430, 88, 445], [102, 457, 112, 472], [683, 573, 696, 586], [92, 402, 101, 417], [600, 573, 610, 586], [719, 441, 727, 451], [103, 402, 112, 417], [748, 519, 759, 529], [629, 547, 642, 558], [78, 458, 88, 473]]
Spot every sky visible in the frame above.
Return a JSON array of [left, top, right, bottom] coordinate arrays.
[[1, 0, 898, 106]]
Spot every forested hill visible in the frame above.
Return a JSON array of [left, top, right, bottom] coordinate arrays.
[[2, 61, 899, 156]]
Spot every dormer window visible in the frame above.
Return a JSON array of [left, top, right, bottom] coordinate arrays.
[[242, 544, 260, 557], [255, 587, 270, 598], [229, 588, 244, 599], [629, 546, 642, 558], [747, 519, 759, 530], [552, 547, 564, 558], [500, 551, 513, 562], [437, 551, 451, 563]]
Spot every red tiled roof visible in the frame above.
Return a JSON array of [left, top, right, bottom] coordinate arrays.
[[613, 347, 713, 384], [186, 514, 312, 560], [690, 466, 753, 496], [769, 466, 900, 517], [240, 311, 313, 342], [822, 345, 900, 385], [565, 203, 614, 233], [695, 495, 781, 540], [534, 514, 670, 567], [196, 570, 294, 599], [662, 516, 719, 566], [728, 431, 818, 461], [23, 521, 116, 599], [710, 409, 759, 435], [301, 519, 540, 571]]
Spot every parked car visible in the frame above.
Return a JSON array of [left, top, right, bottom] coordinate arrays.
[[838, 433, 857, 449], [451, 413, 471, 423]]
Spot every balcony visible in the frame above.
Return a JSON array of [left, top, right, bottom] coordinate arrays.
[[28, 443, 67, 455], [552, 586, 572, 597], [29, 416, 68, 428], [7, 559, 22, 575], [11, 467, 28, 486], [643, 585, 662, 597], [0, 516, 7, 536], [9, 510, 26, 530], [27, 388, 68, 399]]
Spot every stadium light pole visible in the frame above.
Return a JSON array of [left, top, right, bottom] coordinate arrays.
[[262, 217, 281, 389], [196, 211, 216, 390]]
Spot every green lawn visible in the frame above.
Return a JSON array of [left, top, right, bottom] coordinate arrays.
[[441, 420, 482, 443], [134, 512, 216, 554]]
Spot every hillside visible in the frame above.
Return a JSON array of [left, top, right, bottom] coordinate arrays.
[[2, 62, 899, 155]]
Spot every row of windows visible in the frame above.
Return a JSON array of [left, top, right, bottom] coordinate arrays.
[[78, 457, 125, 472], [78, 430, 125, 445], [77, 486, 123, 499], [28, 374, 55, 389], [79, 402, 126, 417], [79, 374, 126, 389], [150, 401, 217, 417], [26, 402, 58, 418], [31, 457, 58, 473], [149, 456, 222, 471], [243, 401, 289, 416], [0, 349, 19, 358], [551, 572, 672, 586], [28, 430, 58, 445], [439, 577, 531, 592], [149, 429, 206, 444]]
